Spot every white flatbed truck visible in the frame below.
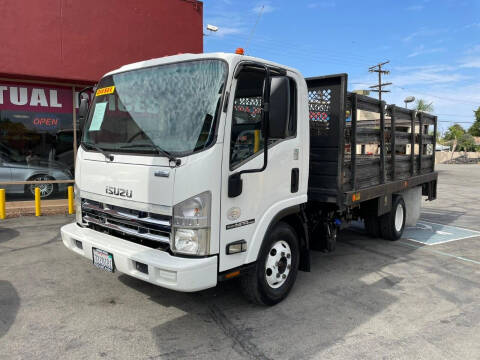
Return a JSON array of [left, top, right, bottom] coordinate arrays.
[[61, 52, 437, 305]]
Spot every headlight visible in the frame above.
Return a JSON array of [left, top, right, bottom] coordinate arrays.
[[172, 191, 211, 256], [74, 184, 83, 225]]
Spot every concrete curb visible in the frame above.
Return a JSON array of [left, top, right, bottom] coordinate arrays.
[[5, 199, 69, 218]]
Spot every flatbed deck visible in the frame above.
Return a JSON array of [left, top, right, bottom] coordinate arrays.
[[306, 74, 437, 208]]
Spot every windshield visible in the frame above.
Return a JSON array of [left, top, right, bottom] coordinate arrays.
[[82, 59, 227, 156]]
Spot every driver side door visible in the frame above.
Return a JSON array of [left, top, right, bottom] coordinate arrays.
[[219, 66, 301, 272]]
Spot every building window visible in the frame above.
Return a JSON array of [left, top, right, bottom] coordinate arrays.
[[0, 81, 78, 199]]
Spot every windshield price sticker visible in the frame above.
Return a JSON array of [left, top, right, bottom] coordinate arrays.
[[96, 86, 115, 97], [89, 102, 108, 131]]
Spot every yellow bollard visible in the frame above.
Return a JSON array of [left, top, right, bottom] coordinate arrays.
[[0, 189, 5, 220], [68, 186, 74, 214], [35, 187, 41, 216]]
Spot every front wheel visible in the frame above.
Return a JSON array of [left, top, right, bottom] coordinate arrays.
[[240, 222, 299, 305]]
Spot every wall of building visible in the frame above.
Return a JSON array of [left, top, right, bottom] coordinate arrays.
[[0, 0, 203, 84], [436, 151, 480, 163]]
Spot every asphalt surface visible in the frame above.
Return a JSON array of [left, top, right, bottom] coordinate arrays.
[[1, 164, 480, 359]]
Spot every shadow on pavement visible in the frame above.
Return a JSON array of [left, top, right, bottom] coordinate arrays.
[[0, 228, 19, 243], [118, 229, 419, 359], [0, 281, 20, 339], [420, 208, 470, 226]]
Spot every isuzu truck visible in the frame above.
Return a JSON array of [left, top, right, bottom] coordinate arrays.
[[61, 52, 438, 305]]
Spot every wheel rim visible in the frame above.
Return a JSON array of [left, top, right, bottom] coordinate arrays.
[[394, 203, 404, 232], [29, 176, 54, 198], [265, 240, 292, 289]]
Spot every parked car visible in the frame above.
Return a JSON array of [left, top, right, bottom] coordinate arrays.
[[435, 144, 450, 151], [0, 151, 72, 198]]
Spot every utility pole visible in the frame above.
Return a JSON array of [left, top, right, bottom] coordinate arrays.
[[369, 61, 392, 102]]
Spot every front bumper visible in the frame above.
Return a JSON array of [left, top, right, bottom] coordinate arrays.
[[61, 223, 218, 292]]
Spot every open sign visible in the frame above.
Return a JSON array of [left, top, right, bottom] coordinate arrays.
[[33, 117, 59, 128]]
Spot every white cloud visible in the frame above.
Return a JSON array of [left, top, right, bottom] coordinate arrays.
[[392, 65, 468, 86], [402, 28, 446, 42], [352, 64, 468, 89], [393, 64, 455, 72], [212, 27, 245, 37], [407, 45, 445, 58], [459, 57, 480, 68], [204, 8, 249, 38], [252, 4, 275, 14]]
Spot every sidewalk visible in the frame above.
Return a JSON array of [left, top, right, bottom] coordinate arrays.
[[5, 199, 70, 218]]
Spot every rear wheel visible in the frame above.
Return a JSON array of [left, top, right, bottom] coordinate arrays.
[[380, 196, 406, 241], [240, 222, 299, 305]]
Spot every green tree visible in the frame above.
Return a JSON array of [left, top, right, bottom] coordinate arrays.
[[467, 106, 480, 136], [415, 99, 434, 112], [457, 133, 477, 152], [444, 124, 466, 141]]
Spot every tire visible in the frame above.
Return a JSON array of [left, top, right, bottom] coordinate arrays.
[[240, 222, 299, 306], [380, 196, 406, 241], [26, 175, 57, 199]]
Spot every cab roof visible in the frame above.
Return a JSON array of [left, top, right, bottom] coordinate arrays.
[[103, 52, 301, 78]]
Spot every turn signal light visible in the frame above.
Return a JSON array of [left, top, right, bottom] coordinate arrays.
[[225, 270, 241, 279], [226, 240, 247, 254]]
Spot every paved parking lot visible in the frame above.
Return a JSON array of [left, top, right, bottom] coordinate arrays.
[[1, 164, 480, 359]]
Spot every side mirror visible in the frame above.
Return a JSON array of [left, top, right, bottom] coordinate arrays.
[[268, 76, 290, 139], [78, 98, 89, 131]]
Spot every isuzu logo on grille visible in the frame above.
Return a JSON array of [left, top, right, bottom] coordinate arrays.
[[105, 186, 132, 198]]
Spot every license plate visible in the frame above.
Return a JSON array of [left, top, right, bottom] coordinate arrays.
[[92, 248, 114, 272]]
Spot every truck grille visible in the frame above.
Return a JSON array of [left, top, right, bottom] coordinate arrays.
[[81, 198, 171, 250]]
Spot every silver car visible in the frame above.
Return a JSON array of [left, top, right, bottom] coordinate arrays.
[[0, 151, 72, 199]]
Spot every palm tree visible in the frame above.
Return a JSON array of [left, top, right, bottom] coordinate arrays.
[[415, 99, 434, 113]]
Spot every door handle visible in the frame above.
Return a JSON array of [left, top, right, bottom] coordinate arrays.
[[291, 168, 299, 193]]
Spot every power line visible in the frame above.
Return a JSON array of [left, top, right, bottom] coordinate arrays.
[[368, 61, 391, 102], [438, 120, 474, 124], [436, 113, 476, 118], [207, 32, 379, 66], [244, 5, 265, 54], [393, 85, 479, 107], [206, 35, 480, 109], [212, 36, 374, 69]]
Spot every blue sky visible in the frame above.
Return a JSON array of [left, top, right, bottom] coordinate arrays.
[[203, 0, 480, 134]]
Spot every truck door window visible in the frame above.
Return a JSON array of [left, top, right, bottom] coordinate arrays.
[[230, 70, 297, 168]]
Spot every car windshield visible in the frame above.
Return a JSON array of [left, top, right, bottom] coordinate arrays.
[[82, 59, 227, 156]]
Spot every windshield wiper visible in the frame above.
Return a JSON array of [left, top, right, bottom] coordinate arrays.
[[119, 144, 181, 167], [83, 142, 114, 161]]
